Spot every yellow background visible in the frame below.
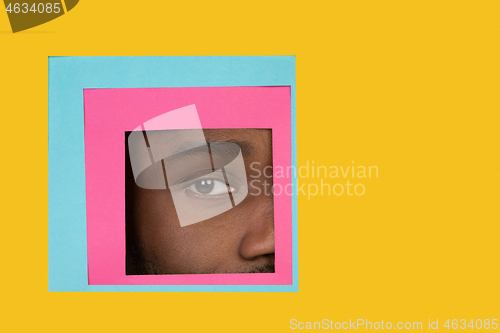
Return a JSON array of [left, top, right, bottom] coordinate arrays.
[[1, 1, 499, 332]]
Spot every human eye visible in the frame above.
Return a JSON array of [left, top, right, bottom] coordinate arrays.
[[185, 178, 236, 196]]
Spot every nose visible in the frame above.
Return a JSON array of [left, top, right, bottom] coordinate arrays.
[[238, 196, 275, 260]]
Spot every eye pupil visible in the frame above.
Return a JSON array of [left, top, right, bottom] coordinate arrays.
[[195, 179, 215, 194]]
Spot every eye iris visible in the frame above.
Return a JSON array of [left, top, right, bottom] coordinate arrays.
[[194, 179, 215, 194]]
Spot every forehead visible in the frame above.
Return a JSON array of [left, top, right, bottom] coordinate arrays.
[[203, 128, 270, 142], [140, 128, 271, 156]]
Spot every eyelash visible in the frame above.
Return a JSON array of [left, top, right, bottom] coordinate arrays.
[[184, 177, 236, 197]]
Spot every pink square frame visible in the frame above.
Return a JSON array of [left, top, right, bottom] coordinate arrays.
[[84, 86, 292, 285]]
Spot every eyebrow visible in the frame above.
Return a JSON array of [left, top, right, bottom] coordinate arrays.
[[159, 140, 252, 175], [225, 140, 253, 157], [160, 141, 250, 186]]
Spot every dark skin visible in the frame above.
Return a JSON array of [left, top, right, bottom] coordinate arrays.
[[126, 129, 274, 274]]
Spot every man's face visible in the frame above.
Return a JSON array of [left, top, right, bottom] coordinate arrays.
[[126, 129, 275, 274]]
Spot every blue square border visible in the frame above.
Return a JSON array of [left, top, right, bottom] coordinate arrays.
[[48, 56, 298, 292]]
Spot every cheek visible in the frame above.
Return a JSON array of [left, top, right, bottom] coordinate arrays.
[[131, 189, 179, 265], [132, 189, 244, 273]]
